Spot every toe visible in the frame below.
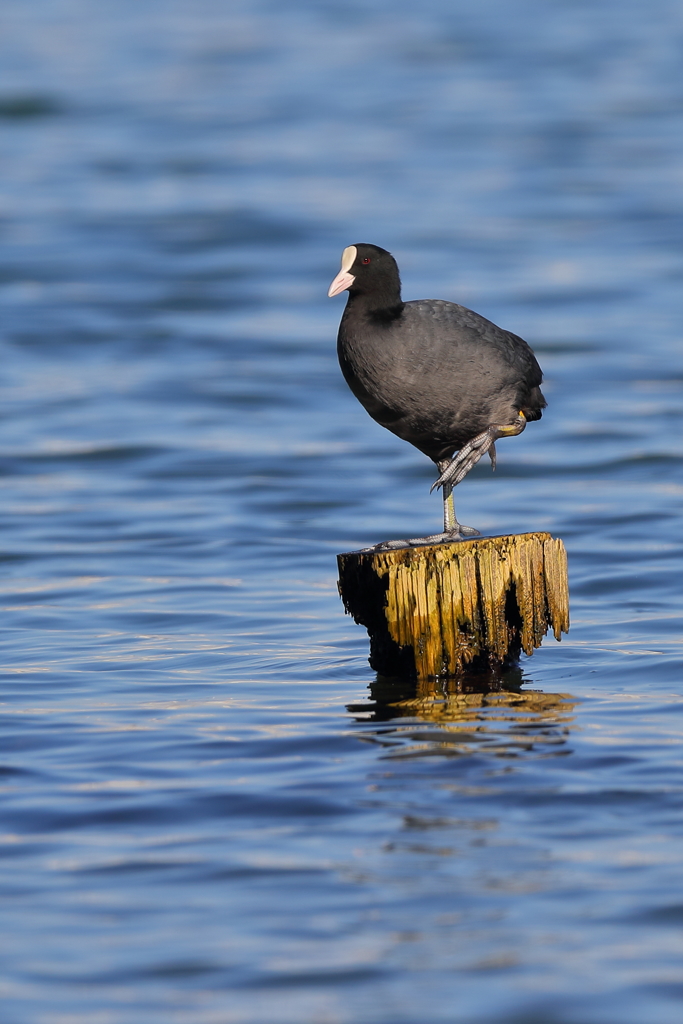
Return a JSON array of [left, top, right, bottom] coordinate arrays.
[[458, 524, 480, 537]]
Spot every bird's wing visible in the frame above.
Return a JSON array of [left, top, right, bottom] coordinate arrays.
[[401, 300, 543, 387]]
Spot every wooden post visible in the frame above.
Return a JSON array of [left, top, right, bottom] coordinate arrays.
[[337, 533, 569, 680]]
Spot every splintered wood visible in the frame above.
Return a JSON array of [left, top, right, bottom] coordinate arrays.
[[337, 533, 569, 679]]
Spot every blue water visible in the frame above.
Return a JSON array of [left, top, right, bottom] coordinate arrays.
[[1, 1, 683, 1021]]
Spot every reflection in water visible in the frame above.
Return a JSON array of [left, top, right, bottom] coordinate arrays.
[[348, 673, 577, 760]]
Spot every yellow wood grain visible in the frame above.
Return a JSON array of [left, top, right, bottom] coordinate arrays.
[[338, 532, 569, 678]]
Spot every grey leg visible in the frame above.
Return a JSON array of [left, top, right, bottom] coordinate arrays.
[[364, 469, 479, 550], [438, 474, 479, 540], [364, 420, 520, 552]]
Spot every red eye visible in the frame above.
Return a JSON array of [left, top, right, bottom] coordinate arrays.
[[362, 257, 371, 264]]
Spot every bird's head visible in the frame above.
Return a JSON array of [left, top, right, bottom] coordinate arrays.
[[328, 243, 400, 299]]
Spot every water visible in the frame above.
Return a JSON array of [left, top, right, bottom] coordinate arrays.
[[1, 1, 683, 1021]]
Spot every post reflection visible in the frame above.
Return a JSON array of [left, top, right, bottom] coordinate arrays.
[[347, 671, 577, 760]]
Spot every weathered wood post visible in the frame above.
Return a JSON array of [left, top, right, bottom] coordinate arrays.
[[337, 533, 569, 679]]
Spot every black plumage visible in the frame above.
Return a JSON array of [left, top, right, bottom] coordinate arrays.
[[328, 243, 546, 547]]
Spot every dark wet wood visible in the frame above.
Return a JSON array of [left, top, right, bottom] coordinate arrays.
[[337, 533, 569, 679]]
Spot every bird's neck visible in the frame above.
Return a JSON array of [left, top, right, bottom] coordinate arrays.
[[345, 286, 404, 322]]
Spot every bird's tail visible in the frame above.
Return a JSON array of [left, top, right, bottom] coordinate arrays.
[[521, 386, 546, 422]]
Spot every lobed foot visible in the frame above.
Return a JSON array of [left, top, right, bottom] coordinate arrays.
[[431, 412, 527, 493], [363, 524, 480, 552]]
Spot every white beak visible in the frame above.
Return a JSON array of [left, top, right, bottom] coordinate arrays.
[[327, 245, 357, 297]]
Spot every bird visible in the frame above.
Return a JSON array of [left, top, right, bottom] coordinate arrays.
[[328, 243, 546, 550]]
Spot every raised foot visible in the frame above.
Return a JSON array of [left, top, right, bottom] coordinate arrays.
[[362, 525, 480, 552], [431, 412, 527, 493], [431, 429, 496, 492]]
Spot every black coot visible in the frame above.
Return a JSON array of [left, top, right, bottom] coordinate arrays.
[[328, 243, 546, 549]]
